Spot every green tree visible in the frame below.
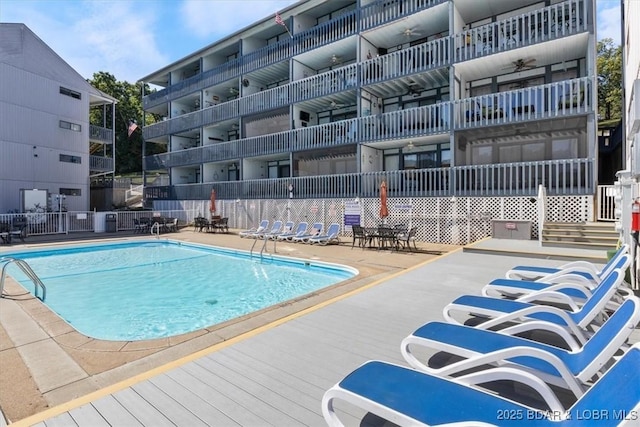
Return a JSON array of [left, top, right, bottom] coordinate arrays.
[[597, 38, 622, 121], [87, 72, 159, 174]]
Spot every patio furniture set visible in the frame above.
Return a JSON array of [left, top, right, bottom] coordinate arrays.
[[322, 244, 640, 426], [193, 216, 229, 233], [0, 217, 27, 244], [351, 224, 417, 252], [133, 217, 179, 234]]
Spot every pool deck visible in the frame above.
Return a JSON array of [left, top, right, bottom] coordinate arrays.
[[1, 231, 637, 426]]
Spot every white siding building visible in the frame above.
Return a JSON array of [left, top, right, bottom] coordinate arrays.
[[140, 0, 599, 243], [0, 23, 116, 213]]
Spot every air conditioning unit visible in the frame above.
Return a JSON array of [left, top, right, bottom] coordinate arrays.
[[629, 80, 640, 137]]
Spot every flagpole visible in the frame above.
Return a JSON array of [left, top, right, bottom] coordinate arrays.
[[275, 12, 292, 38]]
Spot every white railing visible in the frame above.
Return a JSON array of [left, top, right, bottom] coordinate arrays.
[[597, 185, 616, 221]]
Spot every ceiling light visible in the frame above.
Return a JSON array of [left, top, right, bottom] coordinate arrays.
[[405, 141, 414, 151]]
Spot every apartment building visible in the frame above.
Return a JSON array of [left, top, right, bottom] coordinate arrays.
[[0, 24, 116, 213], [140, 0, 597, 243], [616, 0, 639, 262]]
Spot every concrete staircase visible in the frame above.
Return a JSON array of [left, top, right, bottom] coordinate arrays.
[[541, 222, 619, 250]]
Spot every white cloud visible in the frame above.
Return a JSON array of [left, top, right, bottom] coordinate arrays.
[[597, 0, 622, 44]]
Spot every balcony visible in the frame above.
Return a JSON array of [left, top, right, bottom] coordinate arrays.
[[144, 158, 594, 201], [89, 125, 113, 144], [454, 77, 591, 130], [455, 0, 587, 62], [360, 0, 447, 31], [89, 155, 113, 173], [144, 103, 451, 170], [361, 37, 450, 85]]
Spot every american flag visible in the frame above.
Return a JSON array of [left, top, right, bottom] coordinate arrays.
[[275, 12, 285, 26], [128, 120, 138, 138]]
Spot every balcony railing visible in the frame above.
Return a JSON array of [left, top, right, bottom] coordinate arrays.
[[89, 155, 113, 172], [144, 158, 594, 202], [89, 125, 113, 144], [291, 10, 358, 55], [144, 103, 452, 170], [360, 0, 446, 31], [455, 0, 587, 61], [454, 77, 591, 129], [242, 38, 292, 74], [143, 0, 588, 111], [361, 37, 450, 85]]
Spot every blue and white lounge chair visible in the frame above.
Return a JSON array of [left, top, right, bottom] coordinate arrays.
[[291, 222, 323, 243], [401, 297, 640, 399], [504, 244, 629, 284], [276, 222, 307, 241], [323, 343, 640, 427], [255, 220, 283, 239], [269, 221, 294, 240], [307, 223, 341, 245], [443, 269, 625, 345], [482, 253, 632, 303], [238, 219, 269, 238]]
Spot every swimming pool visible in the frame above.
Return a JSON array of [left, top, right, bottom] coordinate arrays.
[[2, 240, 357, 341]]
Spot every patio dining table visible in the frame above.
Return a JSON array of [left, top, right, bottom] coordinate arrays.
[[362, 226, 407, 251]]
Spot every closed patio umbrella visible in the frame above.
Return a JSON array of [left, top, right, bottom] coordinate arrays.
[[379, 180, 389, 220], [209, 188, 217, 217]]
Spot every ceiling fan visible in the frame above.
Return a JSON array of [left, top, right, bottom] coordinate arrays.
[[504, 58, 536, 72], [330, 54, 342, 65], [328, 100, 346, 109], [401, 28, 422, 38]]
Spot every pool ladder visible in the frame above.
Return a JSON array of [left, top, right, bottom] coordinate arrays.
[[250, 233, 276, 261], [0, 257, 47, 301], [150, 222, 161, 239]]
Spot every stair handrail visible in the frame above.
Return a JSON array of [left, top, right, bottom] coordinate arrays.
[[1, 257, 47, 301], [537, 184, 547, 246]]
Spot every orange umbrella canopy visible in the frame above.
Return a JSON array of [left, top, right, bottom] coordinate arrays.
[[209, 189, 217, 213], [379, 180, 389, 218]]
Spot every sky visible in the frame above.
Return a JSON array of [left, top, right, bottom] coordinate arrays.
[[0, 0, 623, 83]]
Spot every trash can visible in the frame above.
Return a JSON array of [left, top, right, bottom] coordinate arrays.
[[105, 213, 117, 233]]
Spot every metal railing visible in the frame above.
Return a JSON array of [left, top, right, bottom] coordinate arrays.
[[145, 158, 594, 202], [142, 0, 587, 113], [90, 155, 114, 172], [597, 185, 616, 221], [1, 257, 47, 301], [88, 125, 113, 143], [145, 76, 591, 169], [454, 0, 587, 61], [454, 77, 592, 129]]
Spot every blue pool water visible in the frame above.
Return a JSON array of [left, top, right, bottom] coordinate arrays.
[[3, 240, 357, 341]]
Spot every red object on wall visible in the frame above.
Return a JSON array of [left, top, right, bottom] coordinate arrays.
[[632, 200, 640, 232]]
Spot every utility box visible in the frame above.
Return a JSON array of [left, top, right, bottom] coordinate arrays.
[[105, 213, 117, 233], [491, 220, 532, 240]]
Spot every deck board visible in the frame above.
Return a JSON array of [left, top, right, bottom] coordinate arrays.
[[110, 388, 175, 427], [89, 395, 144, 427], [26, 251, 578, 427]]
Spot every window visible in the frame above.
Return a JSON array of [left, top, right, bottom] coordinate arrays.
[[60, 188, 81, 196], [59, 154, 81, 164], [60, 86, 81, 100], [59, 120, 81, 132]]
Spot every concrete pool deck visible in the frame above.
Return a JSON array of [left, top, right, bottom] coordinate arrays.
[[0, 229, 457, 423]]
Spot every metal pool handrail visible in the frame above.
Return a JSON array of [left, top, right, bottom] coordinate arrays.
[[0, 257, 47, 301]]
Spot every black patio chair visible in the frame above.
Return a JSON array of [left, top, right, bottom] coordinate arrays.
[[351, 225, 367, 249], [397, 226, 418, 252], [376, 226, 398, 251], [214, 217, 229, 233]]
